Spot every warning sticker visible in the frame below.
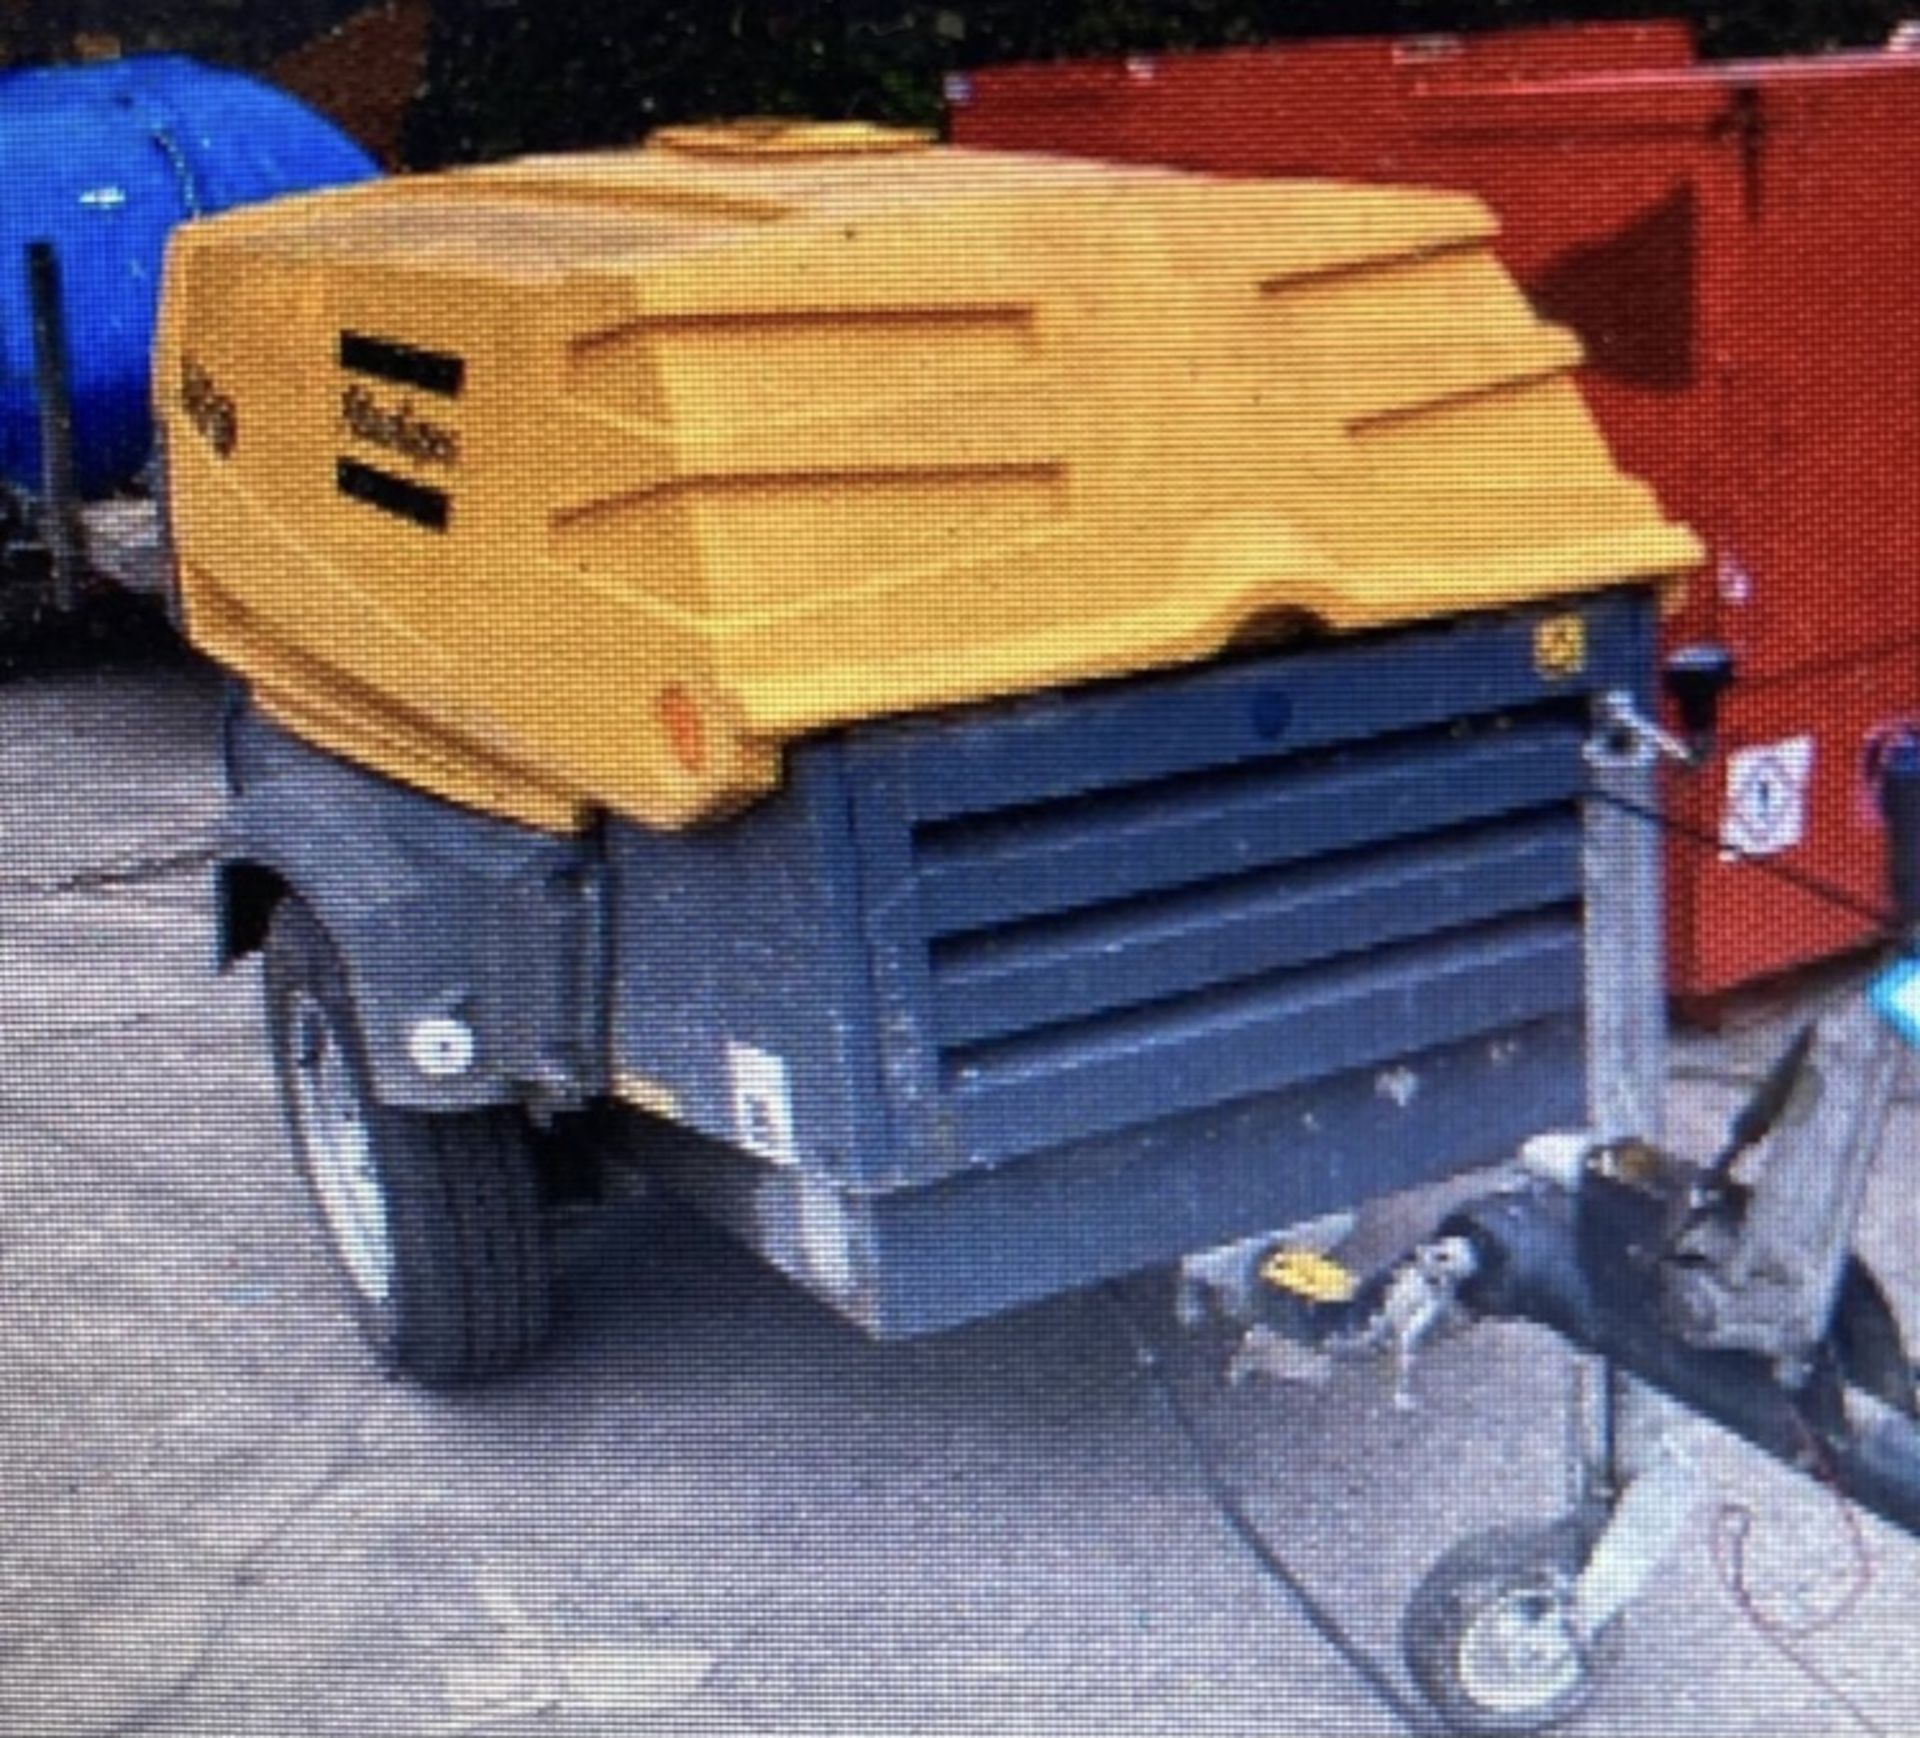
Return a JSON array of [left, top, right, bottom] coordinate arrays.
[[727, 1040, 798, 1165], [1532, 613, 1586, 679], [1721, 736, 1814, 860], [1261, 1247, 1360, 1305]]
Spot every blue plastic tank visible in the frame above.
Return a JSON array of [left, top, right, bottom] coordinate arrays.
[[0, 56, 378, 499]]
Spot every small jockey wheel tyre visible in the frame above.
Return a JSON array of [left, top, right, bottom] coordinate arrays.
[[1402, 1518, 1607, 1737], [262, 897, 552, 1388]]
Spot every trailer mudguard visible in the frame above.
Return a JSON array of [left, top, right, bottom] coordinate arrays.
[[216, 695, 605, 1112]]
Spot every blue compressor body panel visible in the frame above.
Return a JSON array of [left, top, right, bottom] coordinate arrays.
[[221, 590, 1655, 1339], [606, 591, 1654, 1334]]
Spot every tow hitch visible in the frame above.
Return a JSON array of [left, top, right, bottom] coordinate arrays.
[[1246, 992, 1920, 1736], [1206, 656, 1920, 1733]]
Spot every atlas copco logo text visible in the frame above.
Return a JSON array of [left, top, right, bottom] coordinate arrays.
[[340, 384, 460, 469]]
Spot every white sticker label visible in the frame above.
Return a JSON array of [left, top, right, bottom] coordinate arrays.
[[1721, 736, 1814, 860], [727, 1041, 798, 1165]]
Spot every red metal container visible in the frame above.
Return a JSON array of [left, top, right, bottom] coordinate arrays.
[[953, 22, 1920, 999]]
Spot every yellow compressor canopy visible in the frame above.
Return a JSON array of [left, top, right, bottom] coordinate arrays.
[[156, 120, 1700, 832]]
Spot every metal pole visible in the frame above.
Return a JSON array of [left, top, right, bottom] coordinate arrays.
[[1573, 695, 1671, 1506], [27, 241, 83, 614], [1582, 704, 1665, 1147]]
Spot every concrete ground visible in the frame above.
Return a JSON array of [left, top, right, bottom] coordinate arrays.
[[4, 642, 1919, 1738]]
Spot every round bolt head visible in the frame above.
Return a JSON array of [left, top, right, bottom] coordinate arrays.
[[408, 1015, 476, 1079]]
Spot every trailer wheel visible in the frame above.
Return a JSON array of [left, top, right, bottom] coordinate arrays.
[[262, 898, 551, 1387], [1402, 1518, 1604, 1737]]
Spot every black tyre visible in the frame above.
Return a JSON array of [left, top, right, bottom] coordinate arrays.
[[1402, 1519, 1605, 1737], [262, 897, 552, 1387]]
